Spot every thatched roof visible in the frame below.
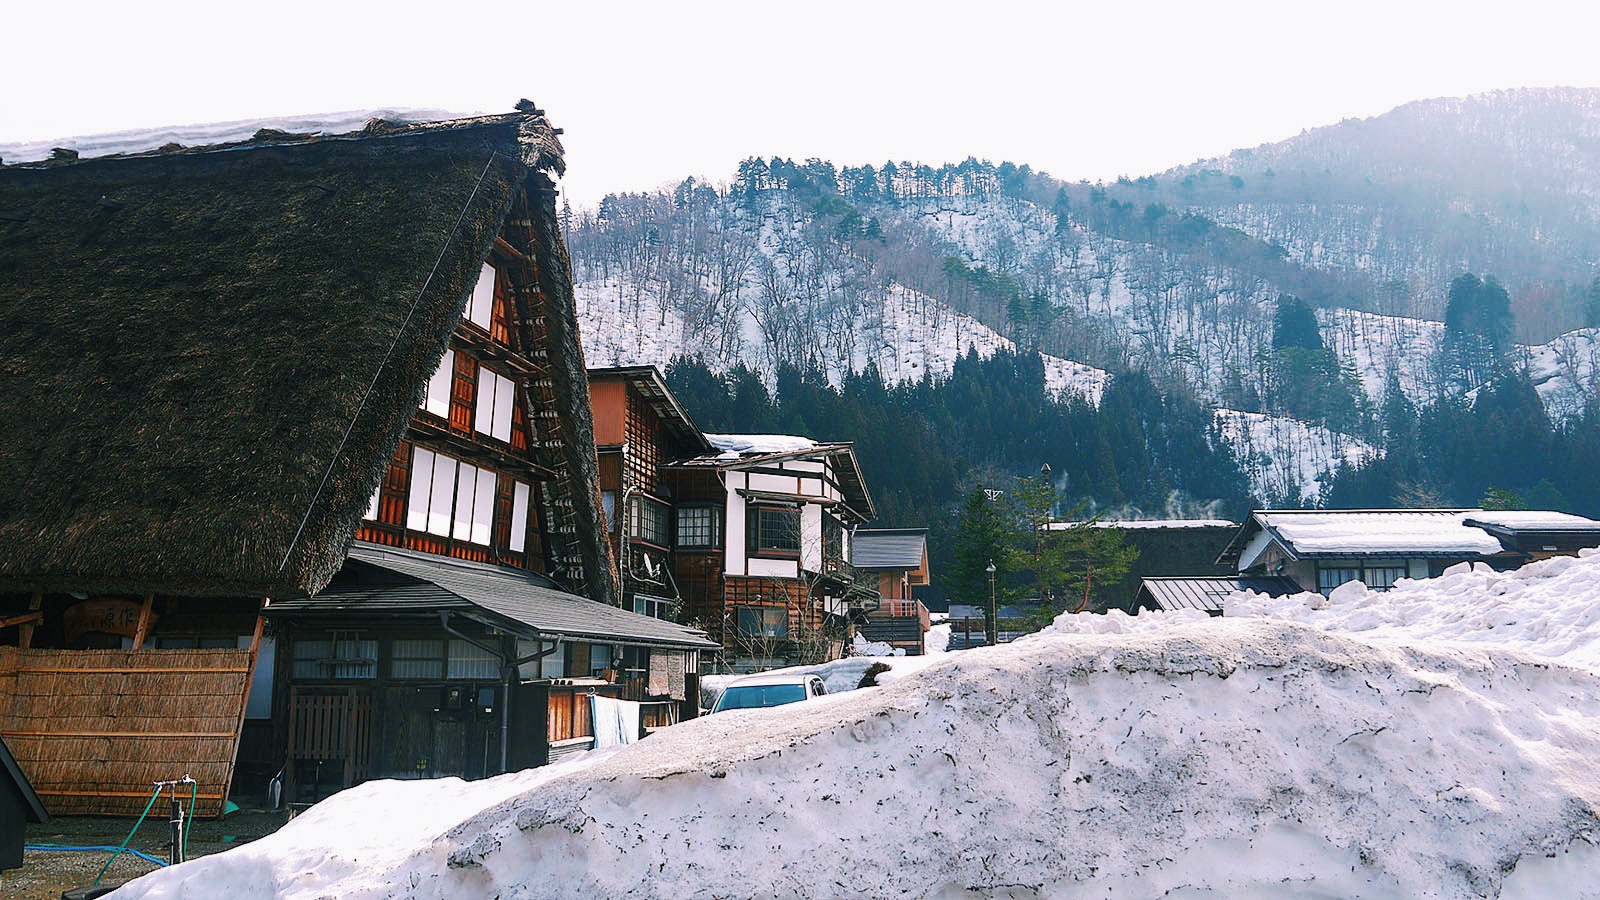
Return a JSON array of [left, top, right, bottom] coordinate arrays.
[[0, 107, 565, 598]]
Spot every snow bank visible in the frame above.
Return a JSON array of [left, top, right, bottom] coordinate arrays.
[[114, 621, 1600, 899], [111, 553, 1600, 899], [1228, 548, 1600, 670]]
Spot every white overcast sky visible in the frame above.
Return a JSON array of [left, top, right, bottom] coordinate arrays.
[[6, 0, 1599, 207]]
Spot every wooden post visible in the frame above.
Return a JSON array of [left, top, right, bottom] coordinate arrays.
[[131, 593, 155, 648], [18, 593, 41, 649], [220, 600, 268, 817]]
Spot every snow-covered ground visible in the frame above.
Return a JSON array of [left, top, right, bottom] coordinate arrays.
[[110, 550, 1600, 899]]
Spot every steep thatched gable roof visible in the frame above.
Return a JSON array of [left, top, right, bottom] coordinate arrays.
[[0, 108, 565, 598]]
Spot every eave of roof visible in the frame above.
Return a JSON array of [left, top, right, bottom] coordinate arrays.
[[587, 366, 712, 454], [272, 543, 717, 650], [669, 441, 875, 521]]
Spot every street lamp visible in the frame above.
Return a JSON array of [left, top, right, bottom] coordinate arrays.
[[986, 560, 997, 647]]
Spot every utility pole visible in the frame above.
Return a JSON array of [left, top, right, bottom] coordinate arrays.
[[986, 560, 997, 646]]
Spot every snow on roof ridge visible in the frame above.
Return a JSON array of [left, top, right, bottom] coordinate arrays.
[[703, 433, 819, 459]]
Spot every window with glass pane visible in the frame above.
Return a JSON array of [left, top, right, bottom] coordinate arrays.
[[633, 595, 672, 619], [736, 606, 789, 638], [630, 495, 669, 546], [676, 506, 720, 548], [447, 639, 500, 679], [1317, 566, 1362, 595], [293, 634, 376, 679], [391, 639, 444, 679], [1363, 566, 1407, 591], [748, 505, 801, 555]]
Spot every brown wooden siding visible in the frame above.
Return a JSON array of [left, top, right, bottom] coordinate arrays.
[[589, 380, 628, 447]]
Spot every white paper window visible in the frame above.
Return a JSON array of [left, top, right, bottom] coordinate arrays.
[[475, 368, 515, 442], [421, 349, 454, 417], [510, 481, 531, 552], [452, 463, 481, 541], [448, 639, 499, 679], [467, 264, 496, 329], [472, 471, 496, 546], [364, 484, 381, 521], [492, 376, 514, 442], [428, 453, 456, 536], [391, 639, 445, 680], [407, 448, 436, 531]]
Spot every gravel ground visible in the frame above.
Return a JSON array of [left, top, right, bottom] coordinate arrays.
[[4, 808, 288, 900]]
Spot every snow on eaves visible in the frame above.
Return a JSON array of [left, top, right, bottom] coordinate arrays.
[[703, 433, 818, 458]]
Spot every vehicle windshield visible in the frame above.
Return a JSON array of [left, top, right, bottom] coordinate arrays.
[[714, 683, 807, 711]]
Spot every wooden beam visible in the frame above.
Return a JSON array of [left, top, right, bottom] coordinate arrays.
[[15, 666, 252, 675], [131, 592, 154, 648], [0, 612, 44, 630], [18, 592, 41, 649], [3, 730, 236, 739], [35, 788, 226, 801]]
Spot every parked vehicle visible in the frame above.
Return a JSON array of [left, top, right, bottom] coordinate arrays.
[[710, 672, 828, 713]]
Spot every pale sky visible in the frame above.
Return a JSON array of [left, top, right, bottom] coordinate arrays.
[[6, 0, 1600, 207]]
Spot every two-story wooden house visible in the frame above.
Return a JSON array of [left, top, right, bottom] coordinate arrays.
[[664, 436, 877, 671], [586, 366, 716, 620], [852, 528, 932, 655], [0, 105, 712, 813]]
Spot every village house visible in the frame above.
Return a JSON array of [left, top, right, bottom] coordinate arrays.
[[0, 105, 713, 813], [851, 528, 932, 655], [586, 366, 716, 621], [663, 436, 878, 672], [1218, 508, 1600, 597]]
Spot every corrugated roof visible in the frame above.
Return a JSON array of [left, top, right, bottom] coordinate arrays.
[[853, 528, 928, 569], [1138, 576, 1303, 614], [272, 543, 716, 649]]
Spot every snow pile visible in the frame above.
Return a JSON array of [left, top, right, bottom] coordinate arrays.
[[703, 432, 817, 457], [851, 634, 904, 657], [113, 617, 1600, 899], [111, 553, 1600, 899], [1229, 549, 1600, 670]]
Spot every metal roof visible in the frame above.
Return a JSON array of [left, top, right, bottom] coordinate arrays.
[[853, 528, 928, 569], [1137, 576, 1304, 615], [272, 543, 717, 650]]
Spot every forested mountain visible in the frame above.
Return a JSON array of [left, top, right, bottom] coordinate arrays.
[[566, 88, 1600, 556]]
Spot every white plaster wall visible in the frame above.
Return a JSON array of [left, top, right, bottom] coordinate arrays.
[[748, 557, 799, 578], [724, 472, 747, 574], [801, 503, 823, 570]]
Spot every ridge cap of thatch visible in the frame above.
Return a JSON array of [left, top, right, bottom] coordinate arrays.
[[0, 102, 566, 176]]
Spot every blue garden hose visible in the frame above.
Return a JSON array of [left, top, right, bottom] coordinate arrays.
[[26, 844, 168, 867]]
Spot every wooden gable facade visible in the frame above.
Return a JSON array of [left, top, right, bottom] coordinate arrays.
[[587, 367, 714, 619]]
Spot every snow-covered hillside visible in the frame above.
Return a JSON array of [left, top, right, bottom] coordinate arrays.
[[112, 550, 1600, 899], [1215, 409, 1375, 502], [577, 275, 1108, 402]]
